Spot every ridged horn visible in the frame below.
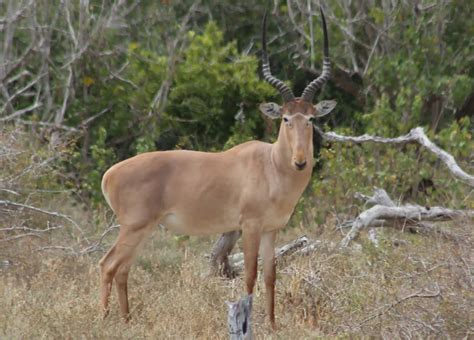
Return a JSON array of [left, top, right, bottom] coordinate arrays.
[[262, 12, 295, 103], [301, 6, 331, 102]]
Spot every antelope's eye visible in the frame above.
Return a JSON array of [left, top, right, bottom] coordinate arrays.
[[308, 116, 316, 124], [283, 117, 289, 123]]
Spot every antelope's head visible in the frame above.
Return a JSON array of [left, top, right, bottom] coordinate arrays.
[[259, 7, 337, 172]]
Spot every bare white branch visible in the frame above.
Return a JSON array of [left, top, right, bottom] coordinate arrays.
[[339, 188, 474, 248], [0, 199, 86, 240], [55, 66, 73, 125], [320, 127, 474, 186], [0, 101, 42, 122], [0, 72, 45, 115], [0, 224, 63, 243]]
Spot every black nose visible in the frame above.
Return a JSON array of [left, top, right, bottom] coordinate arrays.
[[295, 160, 307, 170]]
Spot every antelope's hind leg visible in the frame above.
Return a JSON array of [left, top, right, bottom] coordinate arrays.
[[99, 224, 152, 321]]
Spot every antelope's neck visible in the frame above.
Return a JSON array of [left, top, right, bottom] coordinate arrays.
[[270, 128, 313, 181]]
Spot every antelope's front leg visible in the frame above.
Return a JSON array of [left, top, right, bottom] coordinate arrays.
[[242, 227, 261, 296], [260, 230, 277, 329]]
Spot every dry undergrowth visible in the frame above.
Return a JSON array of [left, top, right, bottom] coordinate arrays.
[[1, 127, 473, 338], [1, 221, 473, 338]]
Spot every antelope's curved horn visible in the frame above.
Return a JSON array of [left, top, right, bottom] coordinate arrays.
[[301, 7, 331, 102], [262, 12, 295, 102]]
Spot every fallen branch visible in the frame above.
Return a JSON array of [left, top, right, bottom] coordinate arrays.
[[319, 127, 474, 186], [358, 284, 441, 326], [36, 245, 78, 255], [229, 235, 321, 270], [339, 189, 474, 248]]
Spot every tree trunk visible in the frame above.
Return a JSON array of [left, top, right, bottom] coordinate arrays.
[[209, 230, 241, 278]]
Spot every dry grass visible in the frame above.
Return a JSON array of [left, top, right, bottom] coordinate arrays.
[[1, 220, 473, 338]]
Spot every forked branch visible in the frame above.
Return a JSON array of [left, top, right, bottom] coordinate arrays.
[[0, 200, 86, 241], [319, 127, 474, 186], [339, 188, 474, 248]]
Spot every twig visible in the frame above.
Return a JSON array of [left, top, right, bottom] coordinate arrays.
[[0, 200, 86, 241], [0, 72, 45, 115], [79, 108, 110, 127], [79, 224, 120, 255], [0, 224, 63, 242], [15, 119, 80, 133], [358, 285, 441, 326], [362, 7, 399, 76], [287, 0, 310, 41], [36, 245, 78, 255], [0, 102, 42, 122], [55, 65, 73, 126]]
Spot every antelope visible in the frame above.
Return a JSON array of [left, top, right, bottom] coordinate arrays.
[[99, 7, 336, 328]]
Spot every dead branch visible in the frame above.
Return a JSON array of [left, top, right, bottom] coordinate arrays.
[[339, 188, 474, 248], [0, 101, 43, 122], [0, 199, 86, 241], [79, 223, 120, 255], [0, 72, 45, 116], [275, 235, 310, 258], [228, 235, 321, 270], [0, 224, 63, 242], [36, 245, 78, 255], [319, 127, 474, 186], [358, 284, 441, 327], [15, 119, 80, 133]]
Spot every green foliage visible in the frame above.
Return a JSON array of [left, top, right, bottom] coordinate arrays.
[[87, 128, 116, 203], [165, 22, 275, 150]]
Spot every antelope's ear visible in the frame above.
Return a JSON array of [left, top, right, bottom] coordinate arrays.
[[314, 100, 337, 118], [259, 102, 281, 119]]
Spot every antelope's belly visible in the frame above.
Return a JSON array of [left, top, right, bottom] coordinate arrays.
[[159, 210, 240, 236]]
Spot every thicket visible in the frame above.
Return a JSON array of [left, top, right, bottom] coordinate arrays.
[[1, 1, 472, 209]]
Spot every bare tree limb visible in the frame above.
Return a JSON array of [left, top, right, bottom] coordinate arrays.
[[0, 200, 86, 241], [0, 101, 42, 122], [15, 119, 80, 133], [0, 72, 45, 116], [358, 284, 441, 326], [55, 66, 73, 126], [79, 223, 120, 255], [36, 245, 78, 255], [0, 224, 63, 243], [339, 188, 474, 248], [229, 235, 318, 270], [319, 127, 474, 186]]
